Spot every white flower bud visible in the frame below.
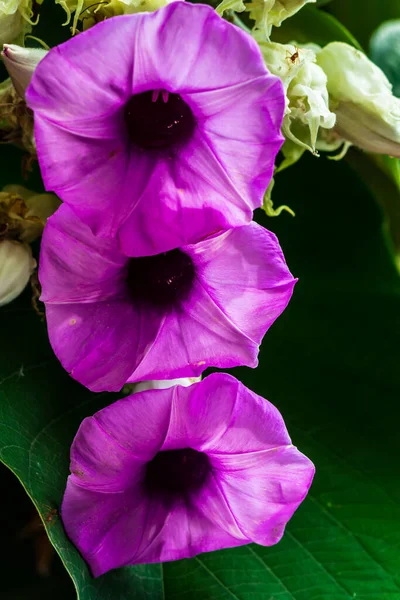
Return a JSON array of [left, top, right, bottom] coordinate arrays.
[[2, 44, 47, 99], [257, 39, 335, 158], [316, 42, 400, 158], [0, 239, 36, 306]]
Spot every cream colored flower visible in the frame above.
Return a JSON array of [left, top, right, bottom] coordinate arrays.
[[257, 39, 335, 163], [316, 42, 400, 157]]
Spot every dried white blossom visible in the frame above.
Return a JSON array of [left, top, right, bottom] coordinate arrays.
[[316, 42, 400, 157], [1, 185, 60, 243], [256, 39, 335, 168]]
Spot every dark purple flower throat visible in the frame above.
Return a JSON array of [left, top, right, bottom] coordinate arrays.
[[144, 448, 211, 497], [124, 90, 195, 150], [127, 249, 195, 308]]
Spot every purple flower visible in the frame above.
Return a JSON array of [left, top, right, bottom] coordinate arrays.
[[40, 204, 295, 392], [26, 3, 285, 256], [62, 373, 315, 575]]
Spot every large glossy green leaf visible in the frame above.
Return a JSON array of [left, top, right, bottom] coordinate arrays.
[[1, 142, 400, 598], [0, 295, 163, 598], [344, 151, 400, 258], [370, 19, 400, 97], [328, 0, 400, 49]]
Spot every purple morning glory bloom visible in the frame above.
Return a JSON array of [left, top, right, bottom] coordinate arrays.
[[62, 373, 315, 575], [40, 205, 295, 392], [26, 3, 285, 257]]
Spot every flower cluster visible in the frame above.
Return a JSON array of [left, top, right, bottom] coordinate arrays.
[[256, 38, 335, 171], [256, 39, 400, 172], [316, 42, 400, 158], [22, 2, 314, 575]]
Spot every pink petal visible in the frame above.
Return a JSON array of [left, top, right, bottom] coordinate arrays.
[[94, 390, 173, 460], [191, 222, 296, 344], [161, 373, 292, 453], [128, 281, 258, 382], [27, 4, 285, 252], [214, 446, 315, 545], [46, 300, 162, 392], [40, 205, 127, 304]]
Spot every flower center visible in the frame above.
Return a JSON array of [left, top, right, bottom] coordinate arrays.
[[127, 249, 195, 308], [124, 90, 195, 150], [144, 448, 211, 496]]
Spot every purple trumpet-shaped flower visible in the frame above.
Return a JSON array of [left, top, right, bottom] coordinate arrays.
[[26, 3, 285, 256], [62, 373, 315, 575], [40, 204, 296, 392]]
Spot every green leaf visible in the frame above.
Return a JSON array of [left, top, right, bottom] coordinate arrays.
[[370, 19, 400, 97], [344, 150, 400, 263], [376, 155, 400, 191], [2, 143, 400, 598], [271, 5, 361, 49], [0, 295, 163, 599], [327, 0, 400, 49]]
